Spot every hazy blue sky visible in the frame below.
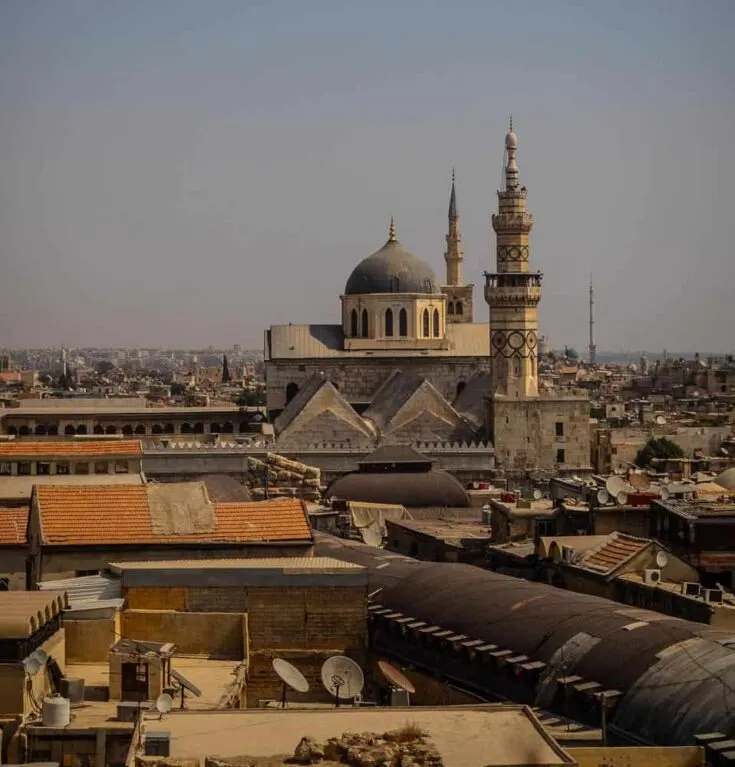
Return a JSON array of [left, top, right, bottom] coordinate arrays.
[[1, 0, 733, 352]]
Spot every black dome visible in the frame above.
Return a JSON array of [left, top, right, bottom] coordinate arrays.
[[345, 238, 439, 296]]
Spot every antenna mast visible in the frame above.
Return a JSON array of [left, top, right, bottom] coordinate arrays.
[[588, 275, 596, 365]]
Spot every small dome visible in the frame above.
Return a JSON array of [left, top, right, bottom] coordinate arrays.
[[505, 130, 518, 149], [716, 467, 735, 491], [345, 225, 438, 296]]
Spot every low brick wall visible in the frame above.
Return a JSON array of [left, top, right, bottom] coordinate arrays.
[[121, 610, 245, 659]]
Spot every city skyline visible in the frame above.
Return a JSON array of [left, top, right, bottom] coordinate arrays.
[[1, 0, 733, 351]]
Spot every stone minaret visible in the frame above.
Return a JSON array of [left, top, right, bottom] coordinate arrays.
[[445, 168, 463, 285], [441, 169, 473, 323], [485, 119, 541, 398]]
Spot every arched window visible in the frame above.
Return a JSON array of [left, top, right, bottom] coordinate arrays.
[[64, 425, 76, 436], [350, 309, 358, 337], [93, 425, 104, 435], [361, 309, 369, 338], [286, 382, 299, 403], [422, 309, 430, 337], [513, 357, 522, 376], [222, 422, 234, 434], [433, 309, 440, 337], [105, 425, 116, 434], [385, 308, 394, 337], [76, 425, 87, 435], [152, 424, 163, 435], [180, 423, 192, 434], [18, 425, 29, 436], [35, 425, 47, 436], [164, 423, 175, 434], [448, 302, 455, 315], [456, 301, 463, 315], [134, 424, 146, 435], [193, 423, 204, 434], [210, 423, 221, 434], [48, 425, 58, 436], [456, 381, 467, 398], [399, 308, 408, 337]]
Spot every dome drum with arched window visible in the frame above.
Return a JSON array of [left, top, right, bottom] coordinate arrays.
[[342, 221, 448, 350]]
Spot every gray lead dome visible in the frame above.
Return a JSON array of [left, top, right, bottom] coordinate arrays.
[[344, 238, 439, 296]]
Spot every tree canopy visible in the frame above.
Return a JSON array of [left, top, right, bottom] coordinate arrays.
[[634, 437, 684, 468]]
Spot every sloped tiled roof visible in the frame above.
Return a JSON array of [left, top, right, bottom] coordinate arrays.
[[577, 532, 651, 576], [34, 485, 312, 546], [0, 506, 29, 545], [0, 439, 142, 458]]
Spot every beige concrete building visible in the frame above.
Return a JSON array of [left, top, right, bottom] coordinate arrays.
[[485, 121, 591, 477]]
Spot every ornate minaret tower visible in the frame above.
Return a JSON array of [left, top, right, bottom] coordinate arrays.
[[485, 119, 541, 398], [441, 169, 474, 323]]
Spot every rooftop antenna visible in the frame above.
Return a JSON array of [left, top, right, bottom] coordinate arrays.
[[588, 274, 596, 365]]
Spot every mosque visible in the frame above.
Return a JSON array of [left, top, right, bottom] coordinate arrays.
[[265, 124, 590, 477]]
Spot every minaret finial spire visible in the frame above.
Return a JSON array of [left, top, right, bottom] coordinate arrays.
[[509, 114, 513, 132], [388, 217, 396, 242], [448, 168, 458, 219]]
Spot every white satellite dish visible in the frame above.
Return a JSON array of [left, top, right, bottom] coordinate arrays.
[[155, 693, 173, 717], [23, 656, 42, 676], [532, 489, 543, 501], [606, 476, 626, 497], [273, 658, 309, 708], [655, 551, 669, 568], [361, 525, 383, 548], [616, 491, 629, 506], [660, 486, 671, 501], [655, 415, 667, 425], [321, 656, 364, 706], [596, 488, 610, 506]]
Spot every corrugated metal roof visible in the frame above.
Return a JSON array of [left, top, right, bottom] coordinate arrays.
[[38, 574, 122, 608], [108, 556, 361, 571]]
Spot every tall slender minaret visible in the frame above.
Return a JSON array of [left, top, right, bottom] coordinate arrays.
[[485, 118, 541, 398], [445, 168, 463, 286], [441, 169, 474, 323], [588, 275, 596, 365]]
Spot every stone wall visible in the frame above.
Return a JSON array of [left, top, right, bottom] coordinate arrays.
[[0, 548, 27, 590], [66, 617, 117, 662], [121, 610, 245, 659], [490, 394, 591, 475], [267, 357, 490, 414]]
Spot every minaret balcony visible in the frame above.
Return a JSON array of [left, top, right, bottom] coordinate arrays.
[[491, 211, 533, 234], [485, 285, 541, 307]]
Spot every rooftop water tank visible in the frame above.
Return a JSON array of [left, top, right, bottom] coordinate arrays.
[[42, 695, 71, 727]]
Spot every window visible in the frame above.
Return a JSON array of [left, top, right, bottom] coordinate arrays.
[[448, 302, 455, 315], [115, 461, 129, 474], [399, 308, 408, 337], [433, 309, 440, 337], [422, 309, 430, 337], [456, 301, 463, 315], [94, 461, 109, 474], [0, 577, 9, 591], [350, 309, 358, 337], [17, 462, 32, 476], [75, 462, 90, 475], [556, 449, 565, 464], [285, 382, 299, 403], [0, 462, 11, 476], [361, 309, 368, 338], [385, 308, 394, 337], [555, 421, 564, 437], [56, 462, 70, 475], [37, 462, 51, 476]]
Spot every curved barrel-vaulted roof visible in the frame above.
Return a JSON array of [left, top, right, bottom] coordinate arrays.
[[0, 591, 68, 638], [315, 533, 735, 746]]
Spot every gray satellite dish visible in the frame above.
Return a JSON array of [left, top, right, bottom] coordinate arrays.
[[596, 488, 610, 506], [616, 491, 629, 506], [655, 551, 669, 568], [23, 656, 42, 676], [155, 693, 173, 718], [273, 658, 309, 709], [321, 656, 364, 707], [532, 489, 543, 501], [32, 649, 49, 666]]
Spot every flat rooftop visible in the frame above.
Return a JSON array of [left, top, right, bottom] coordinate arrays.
[[164, 705, 573, 766], [387, 518, 492, 545]]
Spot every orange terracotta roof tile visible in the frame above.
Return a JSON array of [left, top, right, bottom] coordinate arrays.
[[579, 533, 650, 575], [0, 440, 142, 459], [35, 486, 312, 546], [0, 506, 29, 545]]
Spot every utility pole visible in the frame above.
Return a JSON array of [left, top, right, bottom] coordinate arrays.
[[588, 275, 596, 365]]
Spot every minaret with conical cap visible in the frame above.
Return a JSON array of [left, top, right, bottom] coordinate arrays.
[[485, 118, 541, 398], [441, 169, 474, 323]]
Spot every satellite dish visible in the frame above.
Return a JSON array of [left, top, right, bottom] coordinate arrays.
[[596, 488, 610, 505], [32, 649, 49, 666], [660, 486, 671, 501], [23, 656, 42, 676], [629, 471, 651, 491], [655, 551, 669, 568], [655, 415, 667, 425], [532, 489, 543, 501], [606, 476, 626, 497], [616, 491, 629, 506], [321, 656, 364, 706], [273, 658, 309, 709], [361, 525, 383, 548], [378, 660, 416, 696], [155, 693, 173, 717]]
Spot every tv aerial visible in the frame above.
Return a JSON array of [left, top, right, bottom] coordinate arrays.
[[321, 656, 364, 707], [272, 658, 309, 709], [378, 660, 415, 704], [155, 693, 173, 719]]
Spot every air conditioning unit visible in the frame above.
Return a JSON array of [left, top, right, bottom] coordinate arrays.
[[704, 588, 724, 605], [682, 582, 701, 598], [643, 568, 662, 586], [390, 688, 411, 707]]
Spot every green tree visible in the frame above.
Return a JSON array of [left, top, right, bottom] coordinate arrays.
[[236, 387, 266, 407], [170, 382, 187, 397], [634, 437, 684, 468]]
